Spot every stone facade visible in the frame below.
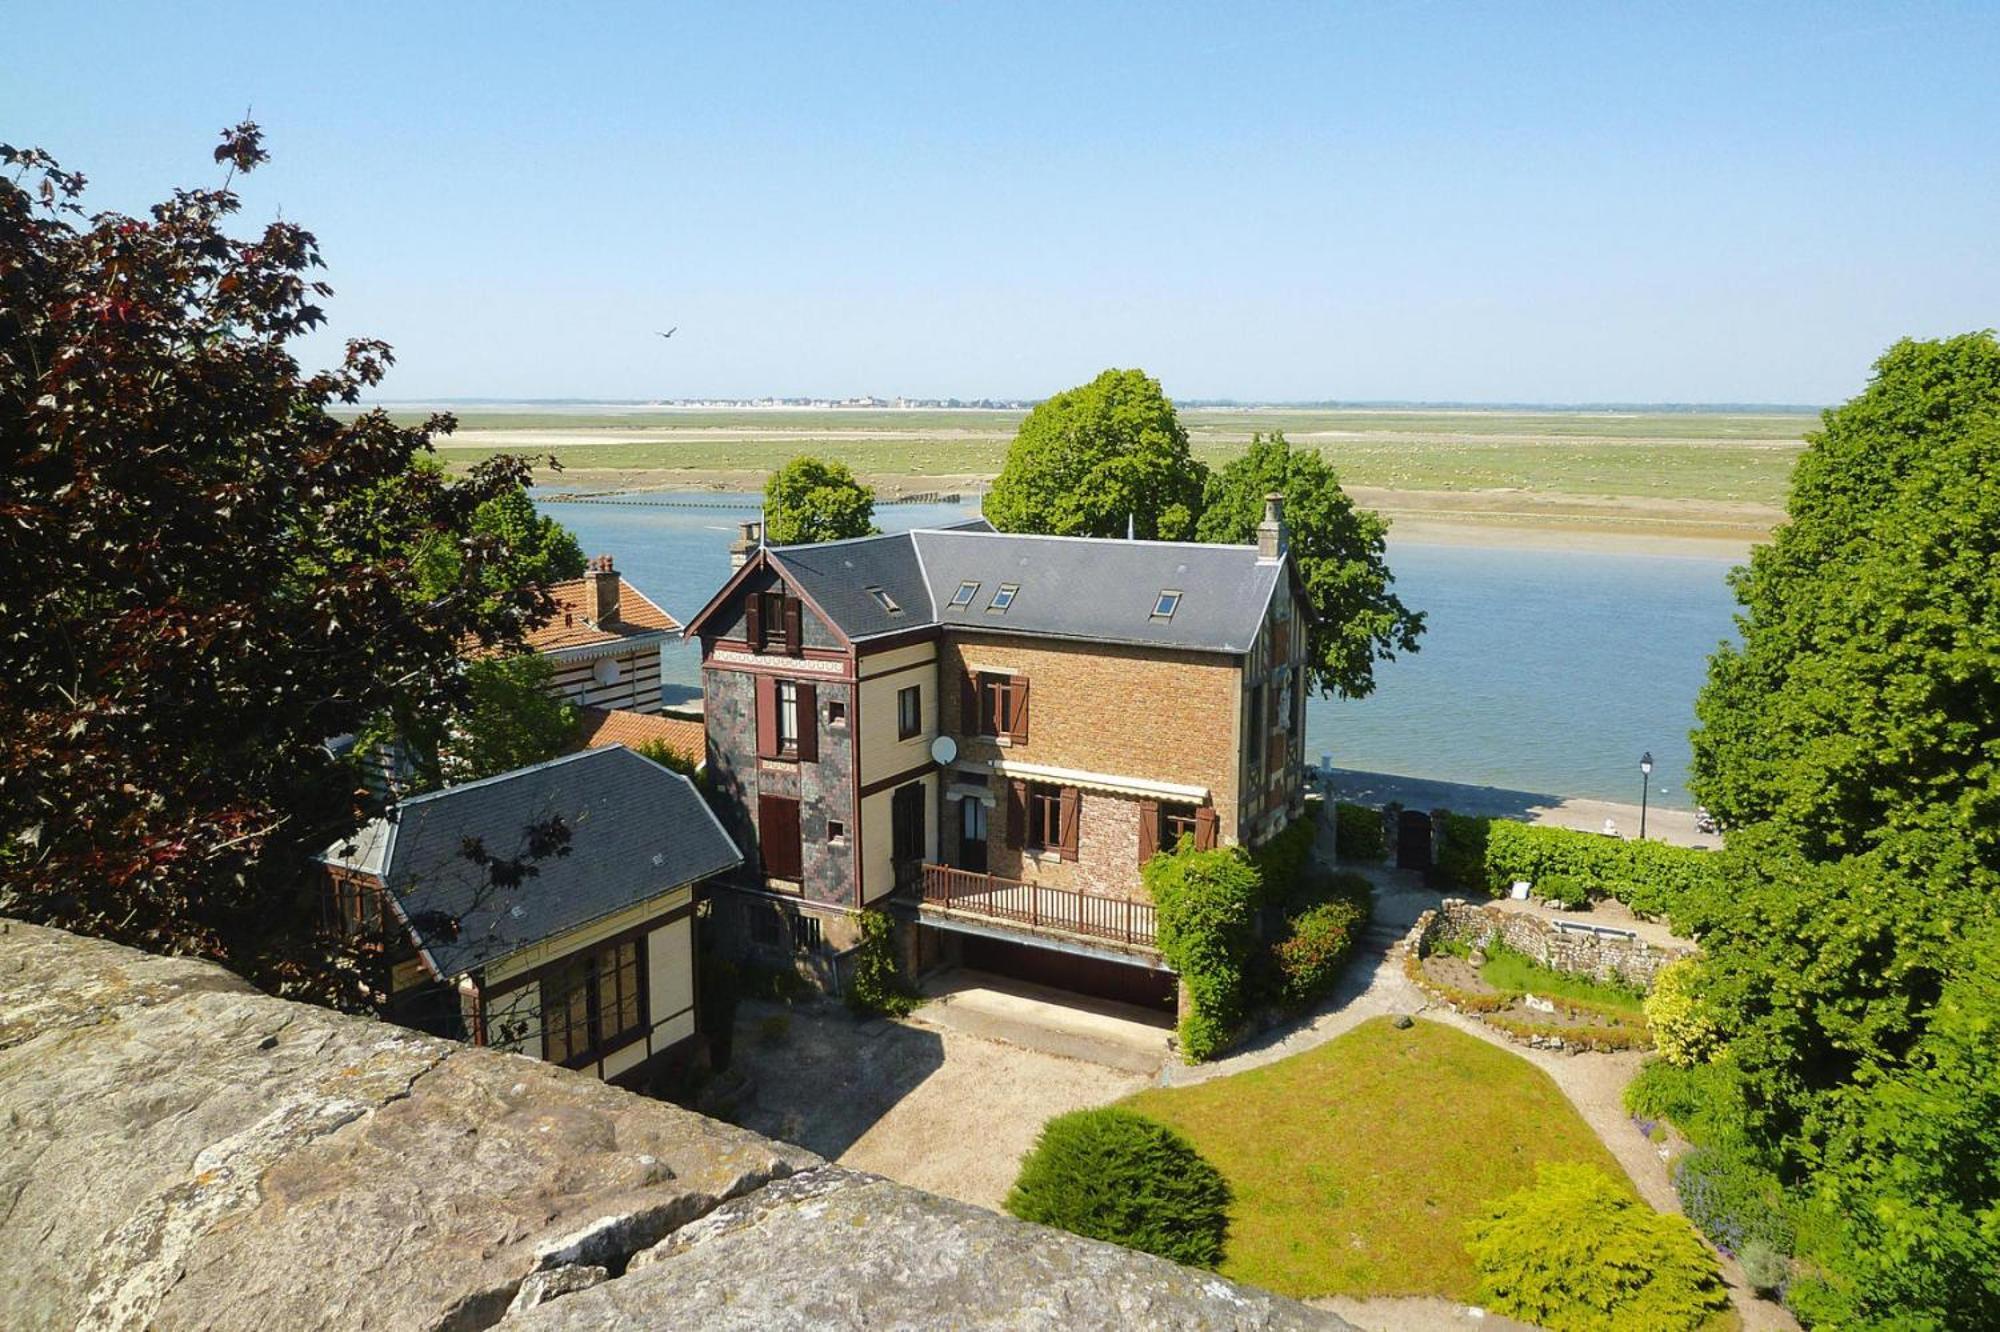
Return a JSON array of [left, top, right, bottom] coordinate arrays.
[[976, 786, 1153, 901], [0, 920, 1350, 1332], [1413, 898, 1692, 990]]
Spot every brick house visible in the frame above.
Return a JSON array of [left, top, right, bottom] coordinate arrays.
[[315, 746, 741, 1086], [681, 497, 1309, 1009]]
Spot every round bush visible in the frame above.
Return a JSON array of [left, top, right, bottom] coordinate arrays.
[[1465, 1162, 1730, 1332], [1004, 1107, 1232, 1268], [1271, 898, 1365, 1005], [1537, 874, 1590, 910], [1644, 958, 1723, 1068]]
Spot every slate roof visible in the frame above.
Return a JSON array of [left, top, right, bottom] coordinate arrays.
[[762, 522, 1284, 653], [317, 747, 740, 978]]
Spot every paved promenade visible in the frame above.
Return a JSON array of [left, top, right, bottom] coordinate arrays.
[[1322, 768, 1720, 851]]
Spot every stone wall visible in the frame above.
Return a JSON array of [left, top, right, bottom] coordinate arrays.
[[1416, 898, 1691, 989], [0, 920, 1348, 1331]]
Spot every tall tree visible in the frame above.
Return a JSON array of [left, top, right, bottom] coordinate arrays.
[[411, 472, 586, 599], [0, 126, 556, 1002], [985, 368, 1208, 539], [1196, 433, 1423, 700], [763, 454, 878, 544]]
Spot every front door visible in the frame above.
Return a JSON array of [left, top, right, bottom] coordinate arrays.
[[958, 795, 989, 872], [891, 782, 927, 889]]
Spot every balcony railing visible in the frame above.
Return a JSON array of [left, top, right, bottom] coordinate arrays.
[[918, 863, 1158, 950]]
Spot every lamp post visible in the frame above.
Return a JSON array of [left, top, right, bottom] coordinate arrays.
[[1638, 752, 1654, 840]]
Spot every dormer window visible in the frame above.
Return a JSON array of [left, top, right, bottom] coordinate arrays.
[[989, 583, 1018, 612], [867, 586, 902, 614], [949, 580, 980, 609], [1152, 589, 1182, 619]]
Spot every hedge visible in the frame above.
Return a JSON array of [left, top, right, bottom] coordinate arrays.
[[1433, 815, 1719, 922], [1333, 802, 1387, 861], [1005, 1107, 1232, 1268], [1147, 843, 1261, 1061]]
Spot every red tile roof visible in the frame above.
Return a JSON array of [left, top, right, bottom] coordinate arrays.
[[521, 572, 681, 654], [572, 707, 706, 767]]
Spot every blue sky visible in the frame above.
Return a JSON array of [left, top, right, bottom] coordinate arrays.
[[10, 2, 1998, 403]]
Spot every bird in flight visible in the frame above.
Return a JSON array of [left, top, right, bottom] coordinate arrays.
[[656, 327, 677, 339]]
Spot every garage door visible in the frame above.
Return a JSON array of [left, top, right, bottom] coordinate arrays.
[[958, 935, 1177, 1013]]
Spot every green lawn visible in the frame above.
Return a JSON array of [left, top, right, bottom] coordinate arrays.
[[1122, 1016, 1630, 1301], [1480, 947, 1647, 1015]]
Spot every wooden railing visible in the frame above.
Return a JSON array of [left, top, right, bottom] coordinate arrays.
[[918, 864, 1158, 949]]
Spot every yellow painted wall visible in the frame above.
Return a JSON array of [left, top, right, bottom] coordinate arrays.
[[482, 883, 694, 990], [859, 771, 938, 902], [856, 641, 938, 785]]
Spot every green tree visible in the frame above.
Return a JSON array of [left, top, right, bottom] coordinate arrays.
[[0, 127, 557, 1004], [1196, 432, 1424, 699], [985, 368, 1208, 539], [412, 474, 586, 599], [419, 654, 576, 788], [763, 455, 878, 544]]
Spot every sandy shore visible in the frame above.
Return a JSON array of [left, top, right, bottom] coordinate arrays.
[[1322, 767, 1719, 850]]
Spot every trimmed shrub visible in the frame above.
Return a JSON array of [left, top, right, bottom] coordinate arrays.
[[1249, 812, 1318, 904], [1536, 874, 1590, 910], [1674, 1143, 1794, 1260], [1434, 811, 1491, 892], [1482, 821, 1720, 919], [1464, 1162, 1731, 1332], [1149, 844, 1262, 1061], [1005, 1108, 1232, 1268], [1270, 897, 1367, 1006], [1334, 802, 1387, 861], [844, 908, 920, 1017], [1645, 958, 1723, 1067]]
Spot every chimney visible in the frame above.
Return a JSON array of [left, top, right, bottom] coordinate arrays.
[[729, 520, 764, 570], [581, 554, 619, 624], [1257, 492, 1287, 562]]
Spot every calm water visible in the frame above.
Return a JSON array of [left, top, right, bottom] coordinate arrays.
[[541, 495, 1741, 810]]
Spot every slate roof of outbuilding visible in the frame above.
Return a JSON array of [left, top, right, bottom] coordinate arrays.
[[316, 747, 740, 978], [761, 522, 1284, 653]]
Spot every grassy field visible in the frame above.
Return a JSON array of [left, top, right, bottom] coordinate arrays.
[[395, 404, 1811, 509], [1121, 1016, 1631, 1301]]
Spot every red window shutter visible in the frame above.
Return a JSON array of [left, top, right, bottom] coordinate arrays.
[[1137, 799, 1160, 867], [755, 674, 779, 758], [1008, 675, 1030, 744], [1007, 779, 1029, 848], [745, 595, 763, 652], [1057, 786, 1080, 861], [1194, 805, 1219, 851], [796, 681, 819, 762], [783, 596, 803, 656]]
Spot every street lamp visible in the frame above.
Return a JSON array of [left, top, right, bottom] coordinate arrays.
[[1638, 752, 1654, 840]]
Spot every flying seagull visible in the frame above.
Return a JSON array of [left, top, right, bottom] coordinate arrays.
[[656, 327, 677, 339]]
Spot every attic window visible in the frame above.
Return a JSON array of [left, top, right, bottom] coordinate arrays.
[[989, 583, 1018, 612], [1152, 589, 1182, 619], [866, 586, 903, 614], [949, 580, 980, 609]]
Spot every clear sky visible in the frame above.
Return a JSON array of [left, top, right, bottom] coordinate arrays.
[[9, 2, 1998, 404]]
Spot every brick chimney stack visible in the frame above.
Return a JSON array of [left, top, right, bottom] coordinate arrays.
[[729, 520, 764, 570], [581, 554, 619, 624], [1257, 493, 1287, 562]]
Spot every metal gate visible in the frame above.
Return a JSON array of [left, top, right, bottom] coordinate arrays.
[[1396, 808, 1433, 871]]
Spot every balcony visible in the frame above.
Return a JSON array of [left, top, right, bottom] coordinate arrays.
[[916, 864, 1158, 951]]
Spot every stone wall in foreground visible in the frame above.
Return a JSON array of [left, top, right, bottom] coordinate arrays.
[[1422, 897, 1691, 989], [0, 919, 1349, 1332]]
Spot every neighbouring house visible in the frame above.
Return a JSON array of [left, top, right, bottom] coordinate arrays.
[[681, 497, 1310, 1010], [523, 554, 682, 714], [315, 745, 741, 1086], [571, 704, 707, 769]]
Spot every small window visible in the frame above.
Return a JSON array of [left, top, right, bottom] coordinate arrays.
[[897, 684, 922, 740], [1161, 802, 1200, 847], [827, 820, 847, 842], [949, 580, 980, 608], [866, 586, 902, 614], [791, 914, 823, 954], [827, 699, 846, 725], [1026, 783, 1064, 850], [989, 583, 1018, 611], [776, 680, 800, 752], [1152, 589, 1182, 619]]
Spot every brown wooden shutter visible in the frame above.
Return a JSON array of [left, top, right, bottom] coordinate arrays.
[[1007, 779, 1029, 848], [1194, 805, 1219, 851], [1007, 675, 1030, 744], [795, 681, 818, 762], [745, 595, 763, 651], [1137, 799, 1160, 867], [755, 674, 779, 758], [1057, 786, 1080, 861], [961, 672, 979, 735], [758, 794, 802, 879], [783, 596, 803, 656]]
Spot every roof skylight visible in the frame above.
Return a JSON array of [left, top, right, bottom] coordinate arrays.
[[949, 580, 980, 609], [866, 586, 903, 614], [1152, 589, 1182, 619], [989, 583, 1018, 611]]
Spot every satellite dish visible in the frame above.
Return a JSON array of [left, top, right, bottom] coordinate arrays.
[[930, 735, 958, 765]]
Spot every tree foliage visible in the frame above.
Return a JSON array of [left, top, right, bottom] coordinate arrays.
[[1197, 432, 1423, 699], [1004, 1107, 1232, 1268], [762, 454, 878, 545], [423, 654, 576, 789], [985, 368, 1208, 540], [1464, 1163, 1730, 1332], [1146, 840, 1262, 1060], [411, 471, 585, 599], [0, 126, 556, 1001]]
